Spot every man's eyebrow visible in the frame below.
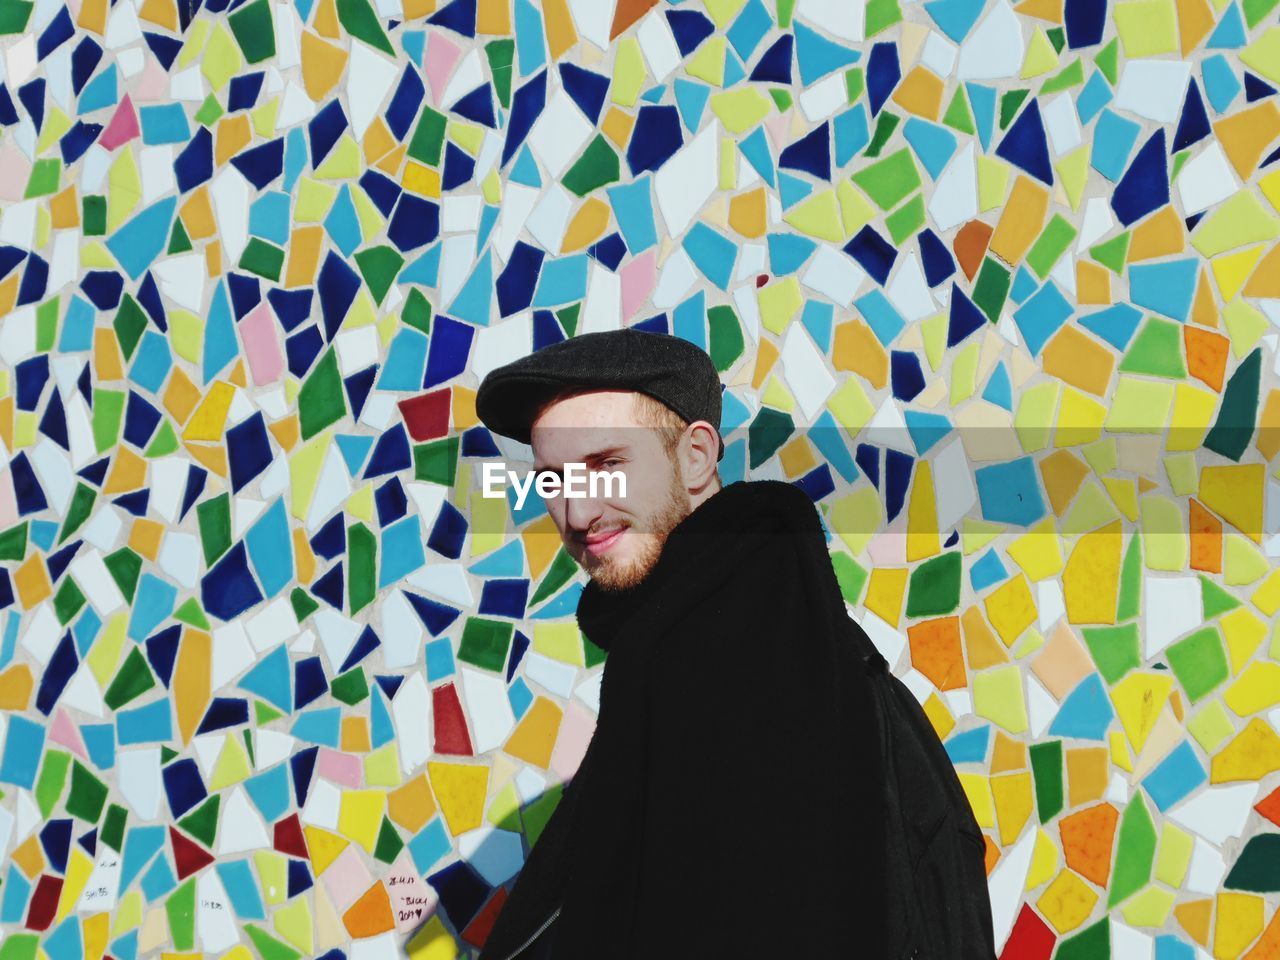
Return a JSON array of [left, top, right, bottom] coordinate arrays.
[[532, 446, 629, 474], [584, 445, 629, 462]]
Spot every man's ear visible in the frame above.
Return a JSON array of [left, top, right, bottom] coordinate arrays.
[[681, 421, 721, 492]]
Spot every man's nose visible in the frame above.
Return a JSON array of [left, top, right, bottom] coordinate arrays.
[[563, 494, 605, 536]]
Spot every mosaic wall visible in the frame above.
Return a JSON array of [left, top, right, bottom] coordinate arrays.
[[2, 0, 1280, 955]]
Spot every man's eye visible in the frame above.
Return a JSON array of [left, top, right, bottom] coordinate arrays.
[[602, 459, 622, 468]]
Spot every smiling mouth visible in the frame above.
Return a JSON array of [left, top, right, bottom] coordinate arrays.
[[582, 527, 627, 555]]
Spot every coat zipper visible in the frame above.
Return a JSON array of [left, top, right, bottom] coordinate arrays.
[[497, 906, 561, 960]]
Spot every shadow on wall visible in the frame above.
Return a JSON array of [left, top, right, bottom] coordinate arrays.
[[400, 781, 569, 955]]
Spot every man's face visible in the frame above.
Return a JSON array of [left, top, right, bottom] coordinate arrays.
[[531, 391, 692, 591]]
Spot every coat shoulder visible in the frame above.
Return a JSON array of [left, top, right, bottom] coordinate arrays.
[[740, 480, 824, 532]]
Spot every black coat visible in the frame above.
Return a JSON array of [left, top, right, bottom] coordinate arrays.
[[477, 479, 896, 958]]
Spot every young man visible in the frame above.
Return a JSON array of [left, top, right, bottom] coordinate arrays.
[[471, 329, 993, 959]]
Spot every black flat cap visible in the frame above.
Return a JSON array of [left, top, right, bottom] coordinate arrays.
[[475, 328, 724, 460]]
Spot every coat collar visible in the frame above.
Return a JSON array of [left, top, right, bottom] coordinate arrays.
[[574, 479, 814, 652]]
